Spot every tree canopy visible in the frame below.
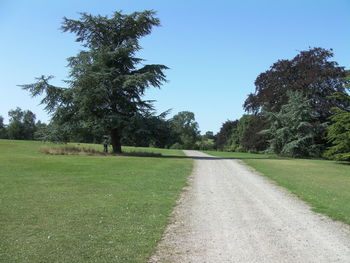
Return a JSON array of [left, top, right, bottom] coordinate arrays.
[[0, 116, 7, 139], [21, 10, 168, 153], [244, 47, 347, 120], [7, 107, 37, 140], [215, 120, 238, 150], [170, 111, 200, 149], [262, 91, 325, 157], [324, 71, 350, 162]]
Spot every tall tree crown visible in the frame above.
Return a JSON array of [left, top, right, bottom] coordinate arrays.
[[61, 11, 160, 50], [21, 10, 168, 153], [244, 47, 346, 119]]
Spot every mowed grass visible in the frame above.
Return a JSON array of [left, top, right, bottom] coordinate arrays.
[[0, 140, 192, 263], [204, 150, 350, 225]]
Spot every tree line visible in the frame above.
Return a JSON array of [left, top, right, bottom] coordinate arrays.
[[215, 47, 350, 161], [0, 108, 214, 150], [10, 10, 215, 152], [2, 10, 349, 161]]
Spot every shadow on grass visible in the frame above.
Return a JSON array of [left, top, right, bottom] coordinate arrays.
[[40, 146, 286, 161], [152, 154, 285, 161]]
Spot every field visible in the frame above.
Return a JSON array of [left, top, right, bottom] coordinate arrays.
[[204, 150, 350, 225], [0, 140, 192, 263]]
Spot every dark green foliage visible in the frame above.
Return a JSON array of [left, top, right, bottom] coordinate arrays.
[[33, 121, 47, 141], [196, 137, 215, 150], [229, 115, 255, 151], [215, 120, 238, 150], [21, 11, 168, 153], [7, 107, 36, 140], [0, 116, 7, 139], [33, 121, 76, 143], [262, 91, 325, 157], [195, 131, 215, 150], [170, 111, 200, 149], [240, 114, 269, 152], [325, 92, 350, 161], [121, 111, 177, 148], [204, 131, 215, 140], [244, 47, 347, 120], [215, 115, 269, 152]]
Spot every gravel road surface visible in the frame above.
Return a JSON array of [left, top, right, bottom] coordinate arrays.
[[149, 150, 350, 263]]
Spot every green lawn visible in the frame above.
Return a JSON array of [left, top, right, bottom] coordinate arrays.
[[0, 140, 192, 263], [204, 150, 350, 225]]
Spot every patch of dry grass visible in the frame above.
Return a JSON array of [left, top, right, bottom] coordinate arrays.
[[40, 145, 163, 157], [40, 145, 104, 155]]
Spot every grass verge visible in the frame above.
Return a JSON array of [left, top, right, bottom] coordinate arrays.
[[0, 140, 192, 263], [204, 150, 350, 225]]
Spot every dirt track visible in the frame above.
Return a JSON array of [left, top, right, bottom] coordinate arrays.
[[149, 150, 350, 263]]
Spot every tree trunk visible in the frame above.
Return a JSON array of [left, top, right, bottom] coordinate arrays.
[[111, 128, 122, 153]]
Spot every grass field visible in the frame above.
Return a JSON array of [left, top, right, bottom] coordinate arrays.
[[204, 150, 350, 225], [0, 140, 192, 263]]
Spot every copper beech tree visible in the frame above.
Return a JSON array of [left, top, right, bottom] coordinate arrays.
[[244, 47, 347, 121]]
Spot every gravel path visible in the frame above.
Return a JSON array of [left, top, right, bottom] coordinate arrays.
[[149, 150, 350, 263]]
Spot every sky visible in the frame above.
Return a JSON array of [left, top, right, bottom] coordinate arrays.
[[1, 0, 349, 133]]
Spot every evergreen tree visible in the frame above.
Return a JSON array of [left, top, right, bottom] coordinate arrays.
[[21, 11, 167, 153], [324, 92, 350, 161], [0, 116, 7, 139], [262, 91, 325, 157]]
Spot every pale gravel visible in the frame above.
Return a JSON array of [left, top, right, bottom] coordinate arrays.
[[149, 150, 350, 263]]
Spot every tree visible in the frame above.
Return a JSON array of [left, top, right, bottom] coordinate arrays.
[[324, 71, 350, 161], [33, 121, 47, 141], [170, 111, 200, 149], [215, 120, 238, 150], [244, 47, 347, 121], [21, 11, 168, 153], [122, 111, 177, 148], [262, 91, 325, 157], [240, 114, 269, 152], [0, 116, 7, 139], [7, 107, 36, 140], [204, 131, 215, 140], [229, 115, 255, 151]]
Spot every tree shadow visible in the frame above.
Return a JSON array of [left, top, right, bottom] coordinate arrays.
[[152, 154, 285, 161]]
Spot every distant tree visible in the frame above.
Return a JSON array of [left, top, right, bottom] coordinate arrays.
[[21, 11, 167, 153], [240, 114, 269, 152], [196, 137, 215, 150], [33, 121, 48, 141], [229, 115, 255, 152], [37, 121, 72, 143], [7, 107, 36, 140], [324, 72, 350, 161], [262, 91, 325, 157], [0, 116, 7, 139], [170, 111, 200, 149], [122, 111, 177, 148], [244, 47, 347, 121], [215, 120, 238, 150], [204, 131, 215, 140]]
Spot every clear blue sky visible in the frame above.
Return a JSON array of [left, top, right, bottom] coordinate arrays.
[[1, 0, 349, 133]]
